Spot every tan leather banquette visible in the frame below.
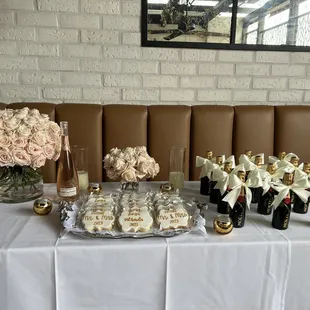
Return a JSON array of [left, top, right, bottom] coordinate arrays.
[[1, 102, 310, 183]]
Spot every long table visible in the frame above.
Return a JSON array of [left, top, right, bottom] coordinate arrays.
[[0, 182, 309, 310]]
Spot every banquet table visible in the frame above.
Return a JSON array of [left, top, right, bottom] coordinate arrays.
[[0, 182, 309, 310]]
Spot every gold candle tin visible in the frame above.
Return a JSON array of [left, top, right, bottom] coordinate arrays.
[[160, 183, 174, 193], [33, 198, 53, 215], [213, 215, 233, 235], [87, 183, 102, 195]]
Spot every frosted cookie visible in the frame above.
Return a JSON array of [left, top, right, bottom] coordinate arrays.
[[118, 208, 153, 233], [157, 204, 189, 230], [82, 207, 115, 232]]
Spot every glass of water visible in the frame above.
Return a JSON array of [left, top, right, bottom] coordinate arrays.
[[71, 145, 89, 192], [169, 147, 185, 190]]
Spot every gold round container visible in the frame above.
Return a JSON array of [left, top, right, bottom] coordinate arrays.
[[213, 215, 233, 234], [33, 198, 53, 216], [160, 182, 174, 193], [87, 183, 102, 195]]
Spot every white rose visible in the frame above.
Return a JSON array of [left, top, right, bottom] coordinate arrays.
[[24, 116, 37, 128], [103, 154, 113, 169], [110, 148, 121, 157], [0, 134, 12, 148], [26, 142, 43, 156], [121, 167, 137, 182], [135, 146, 147, 156], [106, 168, 119, 180], [113, 158, 128, 173], [124, 147, 135, 156], [31, 131, 47, 146], [155, 163, 160, 175], [2, 109, 14, 120], [123, 151, 136, 167], [0, 149, 14, 166], [15, 107, 29, 120], [12, 148, 31, 166], [43, 144, 55, 160], [31, 154, 46, 168], [4, 116, 21, 130], [48, 121, 60, 133], [13, 137, 28, 149], [17, 124, 31, 138], [29, 109, 41, 119]]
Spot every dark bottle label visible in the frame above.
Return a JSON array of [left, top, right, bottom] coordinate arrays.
[[257, 189, 274, 215], [200, 176, 211, 196], [217, 190, 230, 214], [293, 193, 309, 214], [210, 181, 220, 204], [251, 187, 263, 204], [230, 200, 246, 228], [272, 201, 291, 230]]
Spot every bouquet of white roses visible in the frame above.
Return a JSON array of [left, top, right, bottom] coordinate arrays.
[[103, 146, 160, 182], [0, 107, 61, 168]]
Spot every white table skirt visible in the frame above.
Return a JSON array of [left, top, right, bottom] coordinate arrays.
[[0, 182, 308, 310]]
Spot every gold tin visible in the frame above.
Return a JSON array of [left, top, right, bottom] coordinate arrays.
[[213, 215, 233, 234], [33, 198, 53, 216], [160, 183, 174, 193], [87, 183, 102, 195]]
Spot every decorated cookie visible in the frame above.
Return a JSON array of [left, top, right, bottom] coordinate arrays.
[[118, 208, 153, 233], [157, 204, 189, 230], [82, 207, 115, 232]]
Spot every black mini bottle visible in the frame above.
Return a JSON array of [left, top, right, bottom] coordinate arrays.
[[250, 155, 263, 203], [272, 172, 293, 230], [217, 161, 233, 214], [293, 163, 310, 214], [230, 171, 247, 228], [200, 150, 213, 196], [257, 163, 277, 215], [209, 155, 224, 204]]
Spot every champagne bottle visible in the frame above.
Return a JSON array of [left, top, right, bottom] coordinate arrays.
[[200, 150, 213, 196], [278, 151, 286, 160], [230, 171, 247, 228], [209, 155, 224, 204], [272, 172, 293, 230], [290, 156, 299, 167], [257, 163, 276, 215], [217, 161, 233, 214], [57, 121, 79, 201], [245, 150, 252, 158], [293, 162, 310, 214], [250, 155, 263, 204]]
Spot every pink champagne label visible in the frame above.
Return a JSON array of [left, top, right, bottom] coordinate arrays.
[[59, 187, 77, 197]]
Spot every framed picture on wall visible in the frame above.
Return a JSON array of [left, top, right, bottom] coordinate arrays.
[[141, 0, 310, 52]]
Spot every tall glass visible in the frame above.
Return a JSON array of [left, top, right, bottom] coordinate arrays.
[[71, 146, 89, 191], [169, 147, 185, 190]]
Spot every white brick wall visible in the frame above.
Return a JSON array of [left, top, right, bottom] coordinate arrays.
[[0, 0, 309, 105]]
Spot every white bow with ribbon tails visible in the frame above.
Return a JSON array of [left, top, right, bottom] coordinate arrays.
[[247, 169, 263, 189], [270, 176, 310, 209], [222, 173, 253, 209], [196, 156, 218, 179], [258, 168, 277, 195], [277, 153, 299, 168], [239, 154, 257, 171]]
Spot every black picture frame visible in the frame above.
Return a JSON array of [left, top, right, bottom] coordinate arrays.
[[141, 0, 310, 52]]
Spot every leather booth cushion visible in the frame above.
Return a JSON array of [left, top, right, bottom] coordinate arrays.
[[102, 105, 147, 181], [191, 106, 234, 180], [275, 106, 310, 162], [148, 106, 191, 181], [233, 106, 274, 163], [56, 104, 103, 183]]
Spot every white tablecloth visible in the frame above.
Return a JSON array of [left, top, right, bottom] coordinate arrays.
[[0, 182, 309, 310]]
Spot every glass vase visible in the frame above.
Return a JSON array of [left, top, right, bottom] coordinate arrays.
[[0, 166, 43, 203], [120, 181, 139, 191]]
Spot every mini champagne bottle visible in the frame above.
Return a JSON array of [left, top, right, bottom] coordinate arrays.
[[278, 151, 286, 160], [250, 155, 263, 204], [217, 161, 233, 214], [209, 155, 224, 204], [57, 121, 79, 202], [200, 150, 213, 196], [293, 163, 310, 214], [272, 172, 293, 230]]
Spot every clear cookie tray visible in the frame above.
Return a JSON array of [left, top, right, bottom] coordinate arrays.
[[60, 190, 207, 239]]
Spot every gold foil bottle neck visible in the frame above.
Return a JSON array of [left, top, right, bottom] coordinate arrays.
[[303, 162, 310, 175], [224, 162, 232, 174], [283, 172, 294, 186], [237, 171, 246, 183], [254, 155, 263, 168], [290, 156, 299, 167], [267, 163, 276, 175], [216, 155, 223, 166], [245, 150, 252, 158], [205, 150, 213, 160], [278, 151, 286, 160]]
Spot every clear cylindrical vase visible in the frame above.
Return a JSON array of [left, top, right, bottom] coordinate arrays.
[[169, 147, 185, 190]]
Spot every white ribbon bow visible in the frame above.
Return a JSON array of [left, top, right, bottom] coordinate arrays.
[[224, 155, 236, 168], [196, 156, 218, 179], [239, 154, 257, 171], [222, 174, 252, 209], [270, 177, 310, 209]]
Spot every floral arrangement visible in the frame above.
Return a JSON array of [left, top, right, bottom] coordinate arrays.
[[103, 146, 160, 182], [0, 107, 61, 168]]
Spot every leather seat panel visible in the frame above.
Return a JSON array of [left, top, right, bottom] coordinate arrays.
[[103, 105, 147, 181], [148, 106, 191, 181], [191, 106, 234, 180], [8, 102, 56, 183], [56, 104, 103, 182], [233, 106, 274, 162], [275, 106, 310, 162]]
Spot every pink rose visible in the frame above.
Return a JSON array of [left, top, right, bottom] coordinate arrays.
[[47, 130, 58, 144], [0, 149, 14, 166], [4, 116, 21, 130], [121, 167, 137, 182], [17, 124, 31, 138], [0, 134, 11, 148], [24, 116, 37, 128], [29, 109, 41, 119], [26, 142, 43, 156], [43, 144, 55, 160], [15, 108, 29, 119], [2, 109, 14, 120], [48, 122, 60, 133], [13, 137, 28, 149], [31, 154, 46, 168], [12, 148, 31, 166], [31, 131, 47, 146]]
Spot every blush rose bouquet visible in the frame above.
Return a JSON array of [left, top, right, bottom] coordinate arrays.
[[103, 146, 160, 184], [0, 107, 61, 203]]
